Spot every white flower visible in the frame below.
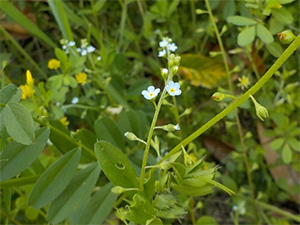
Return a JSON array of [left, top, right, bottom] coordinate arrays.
[[166, 81, 181, 96], [175, 124, 180, 130], [158, 49, 166, 57], [141, 86, 160, 100], [168, 43, 178, 52], [71, 97, 79, 104], [97, 56, 102, 61], [81, 49, 87, 56], [159, 39, 169, 48], [67, 41, 75, 47], [87, 45, 96, 53]]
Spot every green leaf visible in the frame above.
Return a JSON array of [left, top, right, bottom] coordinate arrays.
[[47, 0, 73, 41], [179, 54, 227, 89], [282, 144, 292, 164], [117, 110, 140, 138], [171, 183, 212, 196], [288, 138, 300, 152], [237, 26, 256, 46], [47, 163, 101, 224], [95, 141, 139, 188], [272, 8, 293, 24], [0, 84, 22, 105], [122, 194, 156, 224], [0, 128, 49, 182], [227, 16, 257, 26], [279, 0, 295, 3], [0, 0, 56, 48], [269, 138, 285, 150], [78, 183, 117, 224], [223, 0, 236, 19], [28, 148, 81, 209], [256, 24, 274, 44], [3, 102, 34, 145], [197, 216, 219, 225], [266, 42, 284, 58], [49, 120, 77, 154], [94, 117, 125, 150]]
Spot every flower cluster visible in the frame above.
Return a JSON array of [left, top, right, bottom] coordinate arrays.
[[76, 39, 96, 56], [60, 39, 75, 54], [48, 59, 60, 70], [20, 70, 35, 99], [158, 38, 178, 57], [76, 72, 88, 85]]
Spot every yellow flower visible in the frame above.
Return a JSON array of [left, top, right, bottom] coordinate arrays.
[[76, 72, 87, 85], [237, 75, 250, 90], [20, 70, 35, 99], [48, 59, 60, 70], [60, 117, 69, 126]]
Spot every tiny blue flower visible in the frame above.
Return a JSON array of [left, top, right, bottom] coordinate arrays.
[[71, 97, 79, 104], [175, 124, 180, 130], [87, 45, 96, 53], [97, 56, 102, 61], [158, 49, 166, 57], [159, 39, 169, 48], [166, 81, 181, 96], [142, 86, 160, 100], [81, 49, 88, 56], [168, 43, 178, 52], [67, 41, 76, 47]]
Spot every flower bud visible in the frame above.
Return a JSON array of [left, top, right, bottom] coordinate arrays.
[[168, 60, 174, 68], [169, 54, 175, 60], [158, 124, 180, 132], [277, 30, 296, 44], [250, 95, 269, 121], [111, 186, 125, 194], [161, 68, 169, 79], [172, 66, 179, 74], [124, 132, 138, 141], [174, 56, 181, 65], [255, 104, 269, 121], [211, 92, 225, 101]]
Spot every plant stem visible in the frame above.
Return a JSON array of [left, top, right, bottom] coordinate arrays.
[[160, 33, 300, 162], [205, 1, 259, 219], [255, 200, 300, 223]]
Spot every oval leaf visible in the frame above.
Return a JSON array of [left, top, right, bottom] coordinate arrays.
[[0, 84, 22, 105], [95, 141, 139, 188], [282, 144, 292, 164], [0, 128, 50, 182], [266, 42, 284, 58], [272, 8, 293, 24], [237, 26, 256, 46], [94, 117, 125, 150], [28, 148, 81, 208], [227, 16, 257, 26], [256, 23, 274, 44], [47, 163, 101, 224], [179, 54, 227, 89], [78, 183, 117, 224], [3, 102, 35, 145]]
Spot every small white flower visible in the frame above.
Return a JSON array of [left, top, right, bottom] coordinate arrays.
[[97, 56, 102, 61], [71, 97, 79, 104], [158, 49, 166, 57], [141, 86, 160, 100], [87, 45, 96, 53], [166, 81, 182, 96], [81, 49, 88, 56], [175, 124, 180, 130], [67, 41, 75, 47], [168, 43, 178, 52], [159, 39, 169, 48]]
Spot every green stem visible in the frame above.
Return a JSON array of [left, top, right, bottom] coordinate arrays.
[[139, 88, 167, 190], [255, 200, 300, 223], [160, 34, 300, 162]]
